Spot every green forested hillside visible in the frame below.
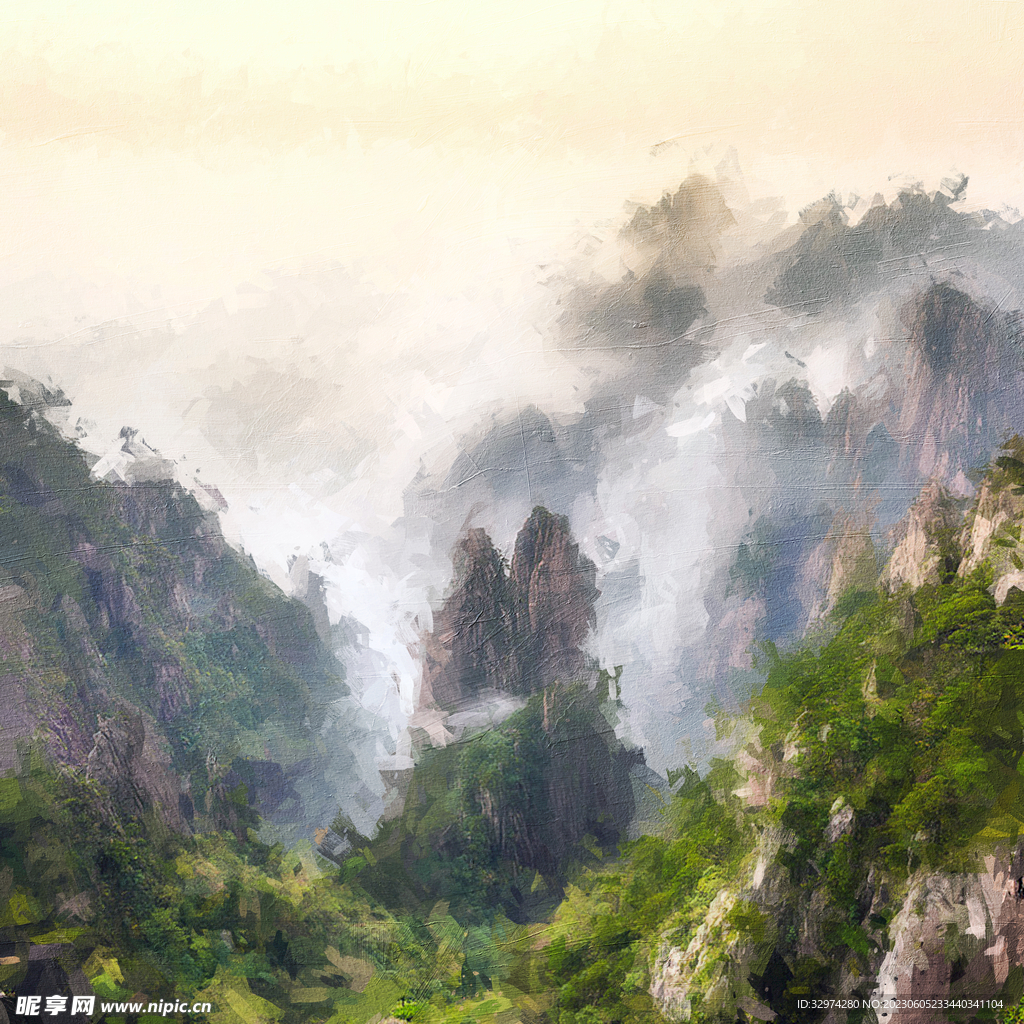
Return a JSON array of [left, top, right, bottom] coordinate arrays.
[[531, 570, 1024, 1023], [0, 387, 362, 837], [9, 384, 1024, 1024], [336, 554, 1024, 1024], [0, 751, 441, 1024]]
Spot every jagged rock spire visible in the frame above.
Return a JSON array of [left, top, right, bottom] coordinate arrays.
[[424, 507, 599, 709]]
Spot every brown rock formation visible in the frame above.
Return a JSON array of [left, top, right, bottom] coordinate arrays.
[[510, 506, 599, 692], [880, 480, 965, 593], [422, 528, 519, 708], [85, 700, 191, 830], [0, 388, 362, 838], [425, 507, 599, 710], [896, 283, 1017, 482]]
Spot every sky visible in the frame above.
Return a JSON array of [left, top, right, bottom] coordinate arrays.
[[0, 0, 1021, 306], [2, 0, 1024, 770]]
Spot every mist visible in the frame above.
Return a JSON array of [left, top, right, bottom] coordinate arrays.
[[6, 165, 1024, 790]]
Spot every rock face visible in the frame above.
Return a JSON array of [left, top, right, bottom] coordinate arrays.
[[510, 507, 600, 693], [880, 480, 966, 593], [799, 512, 878, 628], [650, 824, 794, 1024], [896, 283, 1018, 483], [649, 850, 1024, 1024], [85, 701, 191, 831], [423, 529, 520, 708], [648, 802, 1024, 1023], [424, 507, 598, 709], [0, 389, 366, 838], [957, 450, 1024, 603], [870, 850, 1024, 1021]]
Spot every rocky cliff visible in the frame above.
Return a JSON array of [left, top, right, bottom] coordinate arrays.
[[700, 280, 1024, 705], [423, 507, 598, 709], [372, 509, 635, 921], [510, 506, 600, 693], [958, 439, 1024, 605], [644, 466, 1024, 1022], [0, 389, 366, 839], [879, 479, 966, 593], [422, 528, 521, 709], [896, 283, 1020, 484]]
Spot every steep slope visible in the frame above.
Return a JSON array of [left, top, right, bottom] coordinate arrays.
[[959, 436, 1024, 605], [593, 464, 1024, 1022], [0, 389, 369, 838], [422, 528, 521, 709], [896, 282, 1023, 483], [0, 393, 441, 1024], [880, 479, 966, 593], [510, 506, 600, 693], [700, 278, 1024, 706]]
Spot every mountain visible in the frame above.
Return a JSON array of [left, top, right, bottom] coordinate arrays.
[[362, 509, 638, 923], [16, 389, 1024, 1024], [423, 507, 599, 709], [13, 183, 1024, 1024], [699, 279, 1024, 707], [0, 389, 638, 1009], [544, 456, 1024, 1023], [0, 389, 435, 1024], [0, 389, 375, 840]]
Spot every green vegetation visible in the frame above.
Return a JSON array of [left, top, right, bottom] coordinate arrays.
[[755, 567, 1024, 878], [352, 684, 633, 927], [10, 385, 1024, 1022], [1, 744, 448, 1024], [530, 564, 1024, 1022], [0, 388, 348, 837]]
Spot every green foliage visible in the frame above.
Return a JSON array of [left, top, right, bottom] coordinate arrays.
[[0, 390, 344, 846], [0, 752, 439, 1024], [536, 768, 744, 1024], [1002, 996, 1024, 1023], [11, 387, 1024, 1022], [533, 547, 1024, 1018], [747, 569, 1024, 876], [353, 683, 633, 925]]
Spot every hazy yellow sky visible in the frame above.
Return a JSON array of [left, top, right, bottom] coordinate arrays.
[[0, 0, 1020, 313]]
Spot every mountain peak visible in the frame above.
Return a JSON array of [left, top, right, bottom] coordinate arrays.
[[511, 506, 599, 691], [425, 508, 599, 711], [880, 479, 966, 593]]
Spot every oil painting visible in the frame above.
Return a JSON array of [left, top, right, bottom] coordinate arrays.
[[3, 2, 1024, 1021]]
